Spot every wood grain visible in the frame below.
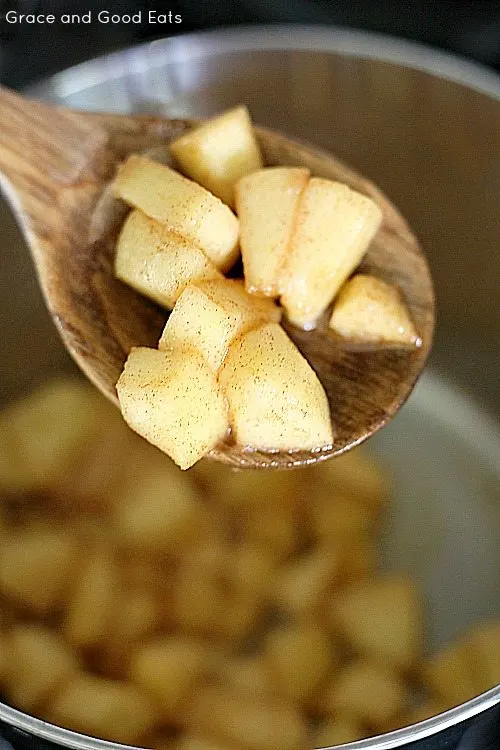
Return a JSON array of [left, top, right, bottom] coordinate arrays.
[[0, 86, 434, 469]]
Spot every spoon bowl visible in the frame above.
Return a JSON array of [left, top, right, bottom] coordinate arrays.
[[0, 86, 434, 469]]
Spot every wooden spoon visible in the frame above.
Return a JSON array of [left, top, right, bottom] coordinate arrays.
[[0, 86, 434, 469]]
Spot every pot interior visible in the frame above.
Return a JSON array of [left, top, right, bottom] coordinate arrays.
[[0, 28, 499, 749]]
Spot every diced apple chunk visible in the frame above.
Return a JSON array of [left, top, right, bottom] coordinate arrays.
[[116, 347, 229, 470], [5, 625, 80, 711], [130, 636, 208, 718], [158, 279, 281, 372], [235, 167, 310, 296], [190, 685, 308, 750], [322, 660, 407, 729], [0, 379, 102, 492], [213, 656, 274, 700], [49, 674, 157, 744], [115, 210, 221, 309], [422, 641, 478, 706], [170, 106, 263, 207], [272, 546, 342, 614], [330, 574, 423, 671], [264, 620, 334, 703], [0, 525, 80, 614], [467, 620, 500, 692], [330, 274, 418, 344], [279, 179, 383, 329], [113, 155, 240, 271], [219, 322, 333, 451], [115, 465, 203, 553], [64, 544, 118, 648], [314, 716, 364, 747]]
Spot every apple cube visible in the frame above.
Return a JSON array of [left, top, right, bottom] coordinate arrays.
[[113, 155, 240, 271], [130, 636, 208, 718], [219, 322, 333, 451], [116, 347, 229, 470], [49, 674, 156, 744], [330, 574, 423, 670], [423, 641, 478, 706], [64, 544, 118, 648], [189, 685, 308, 750], [235, 167, 310, 296], [0, 379, 102, 493], [0, 525, 80, 615], [279, 178, 383, 328], [264, 620, 334, 703], [322, 660, 407, 729], [115, 210, 221, 309], [5, 625, 80, 711], [330, 274, 418, 344], [115, 464, 203, 554], [170, 105, 263, 207], [272, 546, 342, 615], [213, 656, 274, 700], [158, 279, 281, 372], [467, 620, 500, 693]]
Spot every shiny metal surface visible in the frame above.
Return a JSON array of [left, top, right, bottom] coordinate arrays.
[[0, 24, 499, 750]]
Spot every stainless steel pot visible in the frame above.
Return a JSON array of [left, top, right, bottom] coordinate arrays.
[[0, 24, 499, 750]]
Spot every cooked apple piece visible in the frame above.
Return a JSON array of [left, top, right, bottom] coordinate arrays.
[[235, 167, 310, 296], [113, 155, 239, 271], [115, 463, 203, 554], [199, 461, 299, 509], [312, 446, 390, 514], [242, 500, 301, 563], [330, 274, 418, 344], [226, 542, 276, 601], [314, 716, 365, 747], [158, 279, 281, 372], [467, 620, 500, 692], [5, 625, 80, 711], [310, 494, 375, 544], [115, 210, 221, 309], [322, 660, 407, 729], [422, 640, 479, 706], [189, 684, 308, 750], [279, 178, 383, 328], [264, 620, 335, 703], [272, 545, 342, 615], [330, 574, 423, 671], [64, 544, 119, 648], [0, 379, 102, 493], [49, 674, 157, 744], [219, 322, 333, 451], [173, 556, 225, 637], [213, 655, 275, 700], [340, 535, 377, 584], [217, 590, 264, 644], [170, 106, 263, 207], [0, 525, 80, 615], [130, 636, 208, 719], [107, 588, 159, 651], [116, 347, 229, 470]]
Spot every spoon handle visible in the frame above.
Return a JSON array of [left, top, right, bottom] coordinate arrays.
[[0, 86, 107, 231]]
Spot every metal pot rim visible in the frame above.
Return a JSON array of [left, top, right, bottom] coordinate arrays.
[[2, 685, 500, 750], [28, 22, 500, 103], [12, 23, 500, 749]]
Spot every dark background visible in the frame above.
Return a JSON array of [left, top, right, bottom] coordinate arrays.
[[1, 0, 500, 88]]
